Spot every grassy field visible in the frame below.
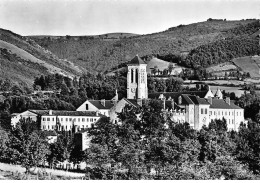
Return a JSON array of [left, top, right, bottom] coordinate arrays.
[[0, 162, 84, 180], [232, 56, 260, 78], [206, 62, 237, 73]]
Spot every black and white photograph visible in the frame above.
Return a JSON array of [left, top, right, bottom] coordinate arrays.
[[0, 0, 259, 180]]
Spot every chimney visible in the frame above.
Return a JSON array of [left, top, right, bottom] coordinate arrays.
[[137, 99, 142, 106], [178, 96, 182, 105], [207, 97, 212, 105], [101, 99, 105, 106], [225, 97, 230, 105], [49, 110, 53, 115], [171, 99, 175, 110]]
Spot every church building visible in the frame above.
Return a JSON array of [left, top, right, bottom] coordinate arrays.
[[110, 55, 245, 131]]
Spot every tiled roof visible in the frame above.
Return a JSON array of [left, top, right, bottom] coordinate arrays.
[[209, 99, 242, 109], [29, 110, 103, 116], [128, 55, 146, 65], [188, 95, 209, 105], [181, 94, 195, 105], [88, 100, 115, 109], [148, 91, 207, 100], [124, 98, 140, 107]]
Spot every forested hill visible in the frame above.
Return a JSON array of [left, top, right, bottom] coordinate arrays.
[[0, 28, 84, 88], [29, 19, 256, 73], [185, 20, 260, 68]]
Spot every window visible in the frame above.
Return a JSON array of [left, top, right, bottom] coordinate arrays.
[[82, 125, 84, 128], [78, 118, 80, 122], [86, 104, 89, 110], [53, 117, 55, 121], [94, 118, 96, 122], [66, 118, 68, 122], [82, 118, 85, 122], [61, 118, 63, 122], [136, 69, 138, 83], [87, 118, 89, 122], [222, 111, 223, 115], [48, 125, 49, 130], [214, 111, 216, 115], [47, 118, 50, 121], [201, 109, 203, 114], [205, 109, 207, 114], [210, 111, 212, 115], [69, 118, 72, 121], [232, 120, 234, 124], [131, 69, 134, 83], [225, 112, 227, 115], [218, 111, 220, 115], [229, 112, 230, 116], [229, 119, 230, 124], [90, 118, 93, 122], [91, 124, 94, 128], [42, 118, 45, 121]]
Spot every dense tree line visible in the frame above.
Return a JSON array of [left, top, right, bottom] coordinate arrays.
[[2, 94, 260, 179], [81, 100, 259, 179], [185, 38, 260, 69]]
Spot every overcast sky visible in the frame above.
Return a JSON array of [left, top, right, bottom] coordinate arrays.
[[0, 0, 259, 36]]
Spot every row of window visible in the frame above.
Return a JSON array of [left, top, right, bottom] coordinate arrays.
[[42, 117, 97, 122], [42, 124, 95, 130], [209, 111, 242, 116], [201, 108, 208, 114]]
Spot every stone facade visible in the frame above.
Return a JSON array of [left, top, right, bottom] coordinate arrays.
[[127, 55, 148, 99]]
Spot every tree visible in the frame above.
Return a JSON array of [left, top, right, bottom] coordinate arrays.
[[9, 118, 50, 173], [47, 135, 67, 169], [0, 127, 10, 162], [69, 145, 85, 167], [168, 63, 174, 75]]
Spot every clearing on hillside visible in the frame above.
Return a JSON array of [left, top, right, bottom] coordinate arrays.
[[232, 56, 260, 78], [206, 62, 237, 75]]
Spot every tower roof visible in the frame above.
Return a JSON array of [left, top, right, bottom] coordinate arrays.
[[215, 87, 223, 99], [128, 55, 146, 65]]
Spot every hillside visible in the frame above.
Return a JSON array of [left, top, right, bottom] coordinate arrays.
[[29, 19, 256, 73], [185, 20, 260, 69], [0, 28, 85, 87]]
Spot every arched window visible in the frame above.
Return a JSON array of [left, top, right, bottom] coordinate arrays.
[[136, 69, 138, 83], [131, 69, 134, 83]]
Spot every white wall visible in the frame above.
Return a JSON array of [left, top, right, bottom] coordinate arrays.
[[11, 111, 38, 127], [76, 100, 98, 111], [41, 115, 100, 131]]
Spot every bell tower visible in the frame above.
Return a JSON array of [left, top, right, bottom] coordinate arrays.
[[127, 55, 148, 99]]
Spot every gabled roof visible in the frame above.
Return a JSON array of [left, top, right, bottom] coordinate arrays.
[[88, 100, 115, 110], [209, 98, 242, 109], [128, 55, 146, 65], [181, 94, 194, 105], [188, 95, 210, 105], [29, 110, 104, 117], [124, 98, 140, 107]]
